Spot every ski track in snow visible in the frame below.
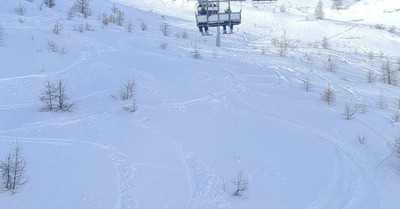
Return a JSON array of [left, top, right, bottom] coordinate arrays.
[[173, 142, 231, 209], [244, 109, 381, 209], [0, 136, 137, 209], [135, 122, 230, 209]]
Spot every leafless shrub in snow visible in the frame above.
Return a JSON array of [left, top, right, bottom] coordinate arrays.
[[342, 103, 356, 120], [367, 51, 374, 60], [43, 0, 56, 8], [278, 38, 288, 57], [111, 3, 118, 14], [375, 24, 384, 30], [366, 69, 377, 84], [232, 170, 248, 197], [212, 48, 219, 58], [389, 26, 396, 33], [303, 53, 313, 63], [397, 97, 400, 110], [302, 78, 312, 92], [321, 36, 330, 49], [15, 4, 26, 16], [354, 102, 368, 114], [84, 23, 92, 31], [115, 10, 125, 26], [393, 112, 400, 123], [52, 21, 61, 34], [160, 42, 168, 50], [271, 38, 278, 47], [160, 18, 170, 36], [357, 134, 366, 145], [124, 98, 137, 113], [260, 46, 267, 55], [111, 79, 137, 113], [102, 13, 110, 26], [1, 140, 28, 194], [376, 94, 388, 110], [140, 20, 148, 31], [191, 42, 201, 59], [181, 30, 189, 39], [321, 86, 335, 105], [280, 5, 287, 13], [47, 40, 59, 52], [66, 7, 74, 20], [392, 137, 400, 163], [381, 58, 398, 86], [18, 17, 25, 23], [126, 20, 133, 33], [397, 59, 400, 71], [112, 79, 136, 101]]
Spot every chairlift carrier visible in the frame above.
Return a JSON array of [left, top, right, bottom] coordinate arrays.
[[195, 0, 243, 28]]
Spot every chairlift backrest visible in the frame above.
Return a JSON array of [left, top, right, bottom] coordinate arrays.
[[197, 3, 219, 15]]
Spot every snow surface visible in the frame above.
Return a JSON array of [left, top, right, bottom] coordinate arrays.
[[0, 0, 400, 208]]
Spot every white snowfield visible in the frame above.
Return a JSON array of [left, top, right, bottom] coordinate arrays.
[[0, 0, 400, 208]]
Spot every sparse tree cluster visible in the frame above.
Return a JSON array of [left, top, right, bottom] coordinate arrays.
[[73, 0, 91, 19], [40, 80, 75, 112], [1, 141, 27, 194], [47, 40, 66, 54], [102, 5, 125, 27]]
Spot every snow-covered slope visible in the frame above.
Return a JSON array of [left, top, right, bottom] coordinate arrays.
[[0, 0, 400, 208]]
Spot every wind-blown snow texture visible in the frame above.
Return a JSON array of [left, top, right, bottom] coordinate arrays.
[[0, 0, 400, 208]]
